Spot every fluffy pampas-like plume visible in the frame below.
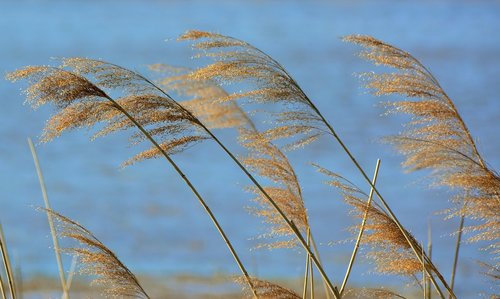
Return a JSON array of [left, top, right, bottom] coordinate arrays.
[[344, 35, 500, 263], [42, 209, 149, 298]]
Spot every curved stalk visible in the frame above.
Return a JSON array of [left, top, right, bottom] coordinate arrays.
[[339, 159, 380, 296], [122, 68, 341, 298], [101, 94, 258, 298]]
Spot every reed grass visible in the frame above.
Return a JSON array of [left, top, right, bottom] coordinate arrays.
[[4, 30, 499, 298]]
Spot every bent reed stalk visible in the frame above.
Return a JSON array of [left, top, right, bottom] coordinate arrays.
[[58, 59, 340, 298], [7, 66, 258, 298]]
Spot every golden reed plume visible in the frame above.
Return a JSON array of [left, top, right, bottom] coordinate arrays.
[[42, 209, 149, 298], [344, 35, 500, 264], [6, 63, 205, 165], [180, 30, 326, 150], [240, 128, 310, 249]]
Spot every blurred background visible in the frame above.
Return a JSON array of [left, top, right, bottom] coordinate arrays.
[[1, 0, 499, 297]]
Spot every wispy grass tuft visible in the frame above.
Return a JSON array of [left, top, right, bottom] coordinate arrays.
[[41, 208, 150, 299]]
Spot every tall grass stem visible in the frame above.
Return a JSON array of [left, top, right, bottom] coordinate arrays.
[[339, 159, 380, 296], [27, 138, 69, 299]]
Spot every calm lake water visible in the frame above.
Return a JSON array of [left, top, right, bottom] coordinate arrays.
[[1, 0, 499, 297]]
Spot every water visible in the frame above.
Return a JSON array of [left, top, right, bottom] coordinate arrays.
[[1, 0, 499, 297]]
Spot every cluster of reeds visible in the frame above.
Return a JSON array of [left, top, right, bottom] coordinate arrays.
[[2, 31, 498, 299]]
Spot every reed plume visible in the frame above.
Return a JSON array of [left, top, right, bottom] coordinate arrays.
[[240, 127, 310, 249], [180, 30, 326, 150], [42, 209, 150, 299], [344, 35, 500, 264], [236, 276, 301, 299], [182, 30, 451, 297], [314, 165, 422, 280]]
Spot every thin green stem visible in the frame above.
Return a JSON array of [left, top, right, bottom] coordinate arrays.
[[339, 159, 381, 296], [0, 224, 16, 299], [27, 138, 69, 299], [449, 212, 465, 298], [102, 95, 258, 298]]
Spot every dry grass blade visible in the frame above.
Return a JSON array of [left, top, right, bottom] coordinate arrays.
[[344, 34, 500, 267], [180, 30, 326, 150], [42, 209, 150, 299], [314, 164, 422, 280], [236, 276, 301, 299]]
